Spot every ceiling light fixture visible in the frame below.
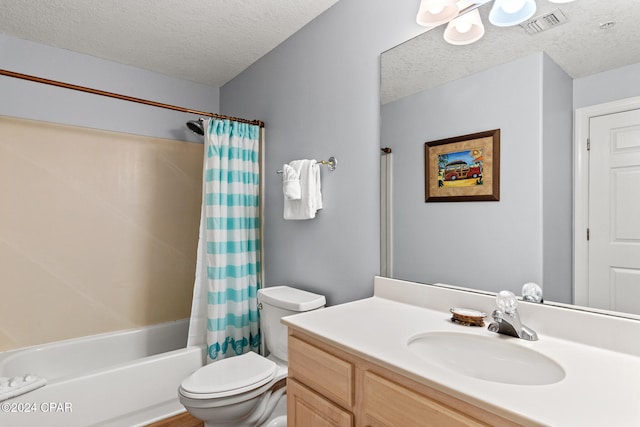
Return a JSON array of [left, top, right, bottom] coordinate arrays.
[[489, 0, 537, 27], [416, 0, 460, 26], [443, 1, 485, 45], [417, 0, 576, 45]]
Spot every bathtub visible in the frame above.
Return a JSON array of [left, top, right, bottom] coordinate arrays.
[[0, 319, 205, 426]]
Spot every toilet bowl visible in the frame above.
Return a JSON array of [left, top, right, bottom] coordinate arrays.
[[179, 286, 325, 427]]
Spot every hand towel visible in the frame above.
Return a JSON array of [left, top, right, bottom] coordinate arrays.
[[282, 163, 301, 200], [284, 159, 322, 220]]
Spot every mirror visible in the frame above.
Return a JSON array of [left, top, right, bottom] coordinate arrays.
[[380, 0, 640, 317]]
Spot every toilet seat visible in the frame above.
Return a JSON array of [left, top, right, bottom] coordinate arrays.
[[180, 352, 277, 400]]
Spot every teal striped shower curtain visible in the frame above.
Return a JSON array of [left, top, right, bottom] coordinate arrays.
[[188, 118, 262, 362]]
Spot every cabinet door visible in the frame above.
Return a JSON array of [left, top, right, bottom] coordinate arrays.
[[363, 372, 490, 427], [288, 335, 354, 408], [288, 378, 353, 427]]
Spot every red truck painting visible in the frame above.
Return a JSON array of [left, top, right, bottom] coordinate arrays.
[[443, 160, 482, 181]]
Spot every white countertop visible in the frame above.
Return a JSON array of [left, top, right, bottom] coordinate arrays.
[[282, 277, 640, 427]]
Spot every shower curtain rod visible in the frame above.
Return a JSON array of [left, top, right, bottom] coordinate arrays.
[[0, 69, 265, 128]]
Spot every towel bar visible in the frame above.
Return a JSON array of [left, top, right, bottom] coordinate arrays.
[[276, 156, 337, 174]]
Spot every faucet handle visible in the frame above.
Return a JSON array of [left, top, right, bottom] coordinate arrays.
[[496, 290, 518, 314], [522, 282, 543, 303]]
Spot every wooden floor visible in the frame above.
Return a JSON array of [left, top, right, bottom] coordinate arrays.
[[145, 411, 203, 427]]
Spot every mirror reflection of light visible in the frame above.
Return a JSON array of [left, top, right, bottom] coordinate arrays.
[[489, 0, 536, 27], [418, 0, 541, 37], [500, 0, 526, 14], [444, 5, 485, 45], [417, 0, 460, 26], [455, 21, 473, 33]]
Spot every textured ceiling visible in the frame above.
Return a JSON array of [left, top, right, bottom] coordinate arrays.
[[0, 0, 339, 87], [382, 0, 640, 104]]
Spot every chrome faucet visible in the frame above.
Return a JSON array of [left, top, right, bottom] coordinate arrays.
[[488, 290, 538, 341]]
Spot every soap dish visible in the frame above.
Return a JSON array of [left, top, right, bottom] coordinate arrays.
[[450, 308, 486, 327]]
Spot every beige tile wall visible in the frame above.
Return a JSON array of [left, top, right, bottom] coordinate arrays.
[[0, 116, 203, 351]]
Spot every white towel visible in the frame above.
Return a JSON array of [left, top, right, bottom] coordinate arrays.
[[284, 159, 323, 220], [282, 163, 301, 200]]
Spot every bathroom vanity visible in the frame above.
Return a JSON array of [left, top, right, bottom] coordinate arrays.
[[282, 277, 640, 426], [286, 330, 513, 426]]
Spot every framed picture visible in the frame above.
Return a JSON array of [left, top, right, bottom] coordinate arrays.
[[424, 129, 500, 202]]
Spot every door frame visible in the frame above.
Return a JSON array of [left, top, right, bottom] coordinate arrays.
[[573, 95, 640, 306]]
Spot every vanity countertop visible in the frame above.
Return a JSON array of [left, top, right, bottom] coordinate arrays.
[[282, 277, 640, 427]]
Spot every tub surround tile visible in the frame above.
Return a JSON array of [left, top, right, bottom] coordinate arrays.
[[0, 116, 203, 350]]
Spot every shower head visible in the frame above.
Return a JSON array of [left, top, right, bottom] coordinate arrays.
[[186, 119, 204, 135]]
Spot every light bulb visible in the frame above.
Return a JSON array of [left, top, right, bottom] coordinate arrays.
[[416, 0, 459, 27], [501, 0, 525, 14], [444, 7, 484, 45], [455, 21, 473, 33]]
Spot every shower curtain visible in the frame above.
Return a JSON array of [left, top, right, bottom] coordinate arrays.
[[187, 118, 262, 362]]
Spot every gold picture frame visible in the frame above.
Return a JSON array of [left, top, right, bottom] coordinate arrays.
[[424, 129, 500, 202]]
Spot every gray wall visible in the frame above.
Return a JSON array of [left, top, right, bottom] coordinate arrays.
[[221, 0, 425, 305], [542, 55, 574, 303], [1, 34, 219, 142], [574, 62, 640, 109], [382, 53, 555, 297]]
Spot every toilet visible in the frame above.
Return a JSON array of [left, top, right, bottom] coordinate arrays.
[[179, 286, 326, 427]]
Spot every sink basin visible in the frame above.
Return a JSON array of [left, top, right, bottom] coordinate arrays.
[[407, 332, 565, 385]]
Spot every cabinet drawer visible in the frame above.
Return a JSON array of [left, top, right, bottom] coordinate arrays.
[[288, 335, 354, 409], [363, 371, 489, 427], [288, 378, 353, 427]]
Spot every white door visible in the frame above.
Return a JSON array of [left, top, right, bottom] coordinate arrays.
[[588, 108, 640, 314]]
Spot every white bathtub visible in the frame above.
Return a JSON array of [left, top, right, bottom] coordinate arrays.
[[0, 319, 205, 427]]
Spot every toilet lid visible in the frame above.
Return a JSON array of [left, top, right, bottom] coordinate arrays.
[[181, 351, 277, 398]]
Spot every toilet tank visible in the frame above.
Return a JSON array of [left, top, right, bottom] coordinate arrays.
[[257, 286, 325, 362]]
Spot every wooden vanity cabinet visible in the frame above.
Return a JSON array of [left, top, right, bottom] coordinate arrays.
[[288, 379, 354, 427], [287, 330, 522, 427]]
